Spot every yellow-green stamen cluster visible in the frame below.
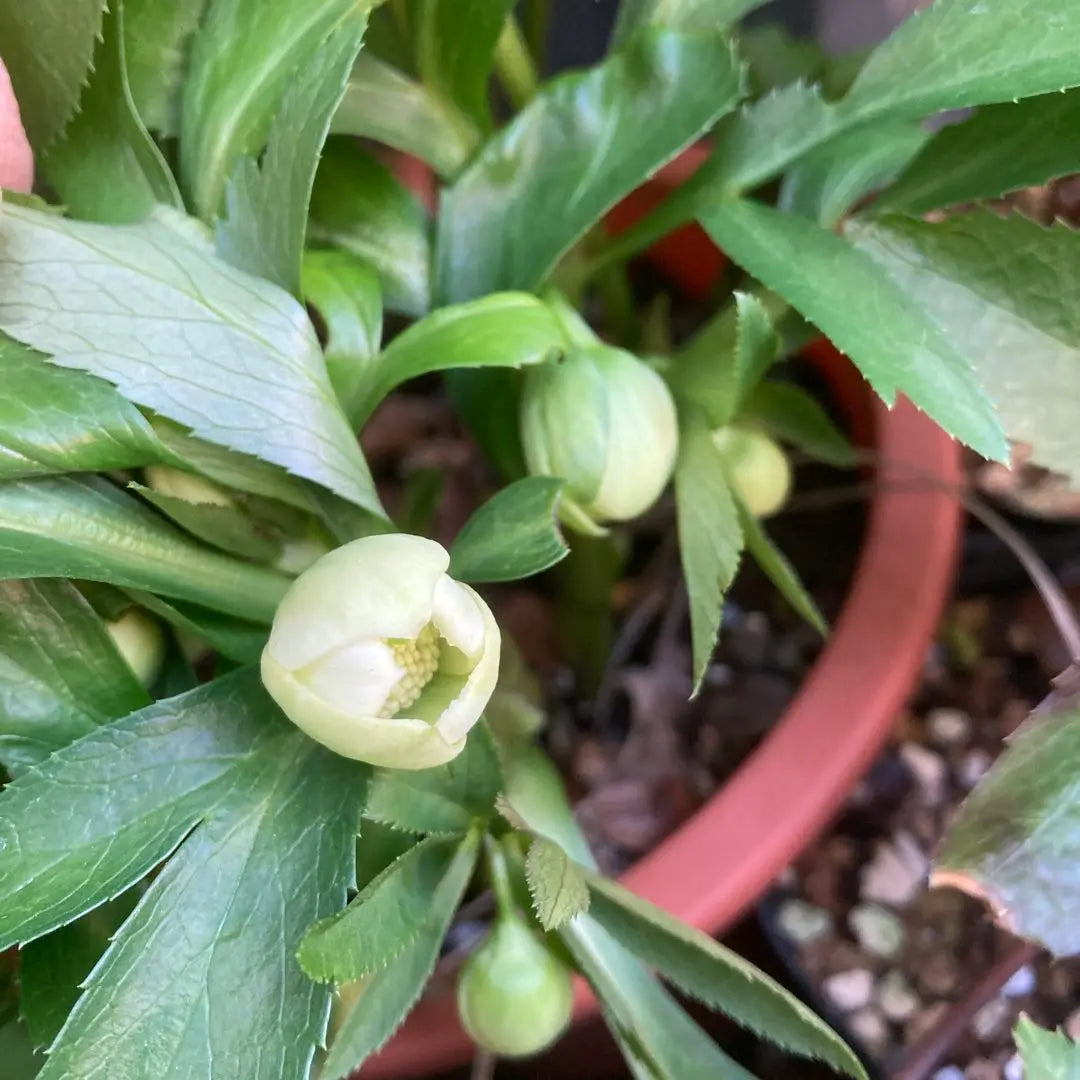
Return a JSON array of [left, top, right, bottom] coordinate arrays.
[[384, 623, 441, 714]]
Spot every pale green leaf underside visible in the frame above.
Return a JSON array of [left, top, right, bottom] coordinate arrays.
[[1014, 1016, 1080, 1080], [525, 835, 590, 930]]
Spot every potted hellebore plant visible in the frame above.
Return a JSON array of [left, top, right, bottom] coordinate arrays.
[[1, 0, 1080, 1078]]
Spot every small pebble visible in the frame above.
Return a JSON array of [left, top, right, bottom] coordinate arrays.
[[1001, 965, 1037, 998], [901, 743, 948, 802], [849, 904, 906, 958], [972, 997, 1012, 1042], [957, 748, 994, 790], [877, 970, 920, 1022], [1003, 1053, 1023, 1080], [927, 707, 971, 746], [848, 1007, 889, 1054], [965, 1059, 1001, 1080], [823, 969, 875, 1012], [917, 952, 961, 997], [776, 898, 833, 945], [1065, 1006, 1080, 1040], [932, 1068, 965, 1080], [862, 832, 928, 906]]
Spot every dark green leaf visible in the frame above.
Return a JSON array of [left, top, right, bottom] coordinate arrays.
[[122, 0, 206, 135], [40, 733, 363, 1080], [737, 24, 827, 96], [612, 0, 769, 43], [525, 835, 589, 931], [701, 198, 1007, 461], [739, 381, 857, 468], [0, 579, 149, 774], [331, 53, 478, 178], [0, 204, 384, 515], [445, 368, 528, 481], [675, 415, 744, 692], [0, 339, 174, 480], [878, 92, 1080, 216], [303, 250, 383, 419], [449, 477, 568, 584], [416, 0, 514, 130], [19, 893, 137, 1049], [736, 502, 827, 636], [364, 723, 503, 835], [180, 0, 366, 218], [0, 0, 105, 149], [583, 872, 866, 1078], [778, 119, 928, 227], [850, 211, 1080, 482], [216, 12, 366, 295], [321, 832, 479, 1079], [298, 835, 460, 983], [40, 0, 182, 225], [937, 703, 1080, 956], [0, 1020, 42, 1078], [436, 28, 744, 303], [0, 476, 290, 624], [1014, 1016, 1080, 1080], [125, 591, 267, 664], [0, 669, 283, 949], [308, 139, 431, 316], [353, 293, 565, 424]]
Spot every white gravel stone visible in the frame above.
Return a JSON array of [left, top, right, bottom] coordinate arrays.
[[972, 996, 1012, 1041], [861, 832, 928, 906], [927, 707, 972, 746], [1001, 965, 1037, 998], [777, 899, 833, 944], [901, 743, 948, 802], [850, 903, 905, 958], [876, 969, 920, 1022], [957, 748, 993, 789], [848, 1007, 889, 1053], [1004, 1053, 1024, 1080], [823, 969, 874, 1012], [931, 1068, 965, 1080]]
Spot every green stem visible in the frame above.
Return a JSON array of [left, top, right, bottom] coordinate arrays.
[[595, 260, 636, 347], [494, 16, 540, 110], [485, 834, 518, 919], [521, 0, 550, 73]]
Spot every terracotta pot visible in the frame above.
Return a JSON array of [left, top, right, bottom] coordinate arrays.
[[361, 152, 963, 1079]]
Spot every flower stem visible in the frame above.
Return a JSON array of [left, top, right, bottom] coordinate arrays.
[[494, 16, 539, 110]]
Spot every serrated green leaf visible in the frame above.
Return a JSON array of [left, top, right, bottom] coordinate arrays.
[[364, 724, 503, 835], [19, 892, 137, 1049], [321, 830, 480, 1079], [353, 293, 565, 424], [583, 872, 865, 1078], [40, 731, 363, 1080], [701, 198, 1008, 461], [0, 338, 175, 481], [298, 835, 459, 983], [308, 139, 431, 317], [736, 501, 827, 636], [303, 250, 383, 420], [0, 0, 105, 150], [739, 381, 857, 468], [416, 0, 514, 130], [1015, 1016, 1080, 1080], [216, 12, 366, 295], [436, 28, 744, 303], [850, 211, 1080, 482], [125, 591, 266, 664], [331, 52, 479, 179], [525, 836, 589, 930], [0, 476, 290, 623], [0, 204, 384, 516], [878, 92, 1080, 216], [0, 579, 149, 774], [40, 0, 182, 225], [675, 415, 744, 692], [937, 703, 1080, 956], [778, 118, 928, 227], [180, 0, 368, 218], [737, 24, 829, 97], [122, 0, 206, 135], [0, 669, 285, 950], [448, 477, 568, 584], [612, 0, 769, 43]]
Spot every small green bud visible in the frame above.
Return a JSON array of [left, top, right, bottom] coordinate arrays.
[[261, 534, 500, 770], [106, 608, 165, 688], [712, 426, 791, 518], [144, 465, 234, 507], [520, 345, 678, 530], [457, 916, 574, 1058]]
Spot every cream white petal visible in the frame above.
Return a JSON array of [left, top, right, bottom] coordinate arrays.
[[298, 640, 402, 716], [431, 575, 486, 663]]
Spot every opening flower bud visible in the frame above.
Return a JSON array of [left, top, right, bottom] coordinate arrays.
[[456, 915, 574, 1058], [106, 608, 165, 688], [260, 534, 500, 770], [712, 426, 792, 518], [520, 345, 678, 530]]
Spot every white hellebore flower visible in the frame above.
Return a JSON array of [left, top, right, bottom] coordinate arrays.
[[261, 534, 500, 770]]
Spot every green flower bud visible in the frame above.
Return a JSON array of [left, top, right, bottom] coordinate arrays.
[[712, 426, 792, 518], [144, 465, 233, 506], [457, 916, 574, 1058], [260, 534, 500, 770], [520, 345, 678, 530], [106, 608, 165, 688]]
